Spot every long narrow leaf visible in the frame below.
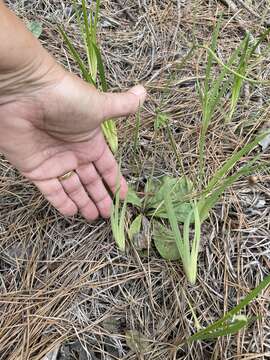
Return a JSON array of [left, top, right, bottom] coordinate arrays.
[[198, 160, 260, 221], [59, 26, 95, 86], [188, 275, 270, 342], [229, 35, 250, 121], [92, 42, 108, 92], [204, 20, 221, 96], [94, 0, 101, 36], [205, 133, 267, 194], [189, 317, 249, 341]]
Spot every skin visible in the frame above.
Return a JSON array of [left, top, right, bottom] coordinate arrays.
[[0, 2, 146, 220]]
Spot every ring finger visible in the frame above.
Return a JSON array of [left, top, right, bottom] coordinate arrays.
[[77, 164, 113, 218], [60, 171, 99, 221]]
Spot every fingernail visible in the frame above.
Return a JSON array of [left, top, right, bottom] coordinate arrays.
[[129, 85, 147, 98]]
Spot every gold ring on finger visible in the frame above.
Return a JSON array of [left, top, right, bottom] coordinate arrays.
[[58, 170, 76, 181]]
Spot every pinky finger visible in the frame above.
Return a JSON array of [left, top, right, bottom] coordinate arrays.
[[34, 179, 78, 217]]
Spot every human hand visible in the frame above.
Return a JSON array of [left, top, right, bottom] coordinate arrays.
[[0, 2, 146, 220], [0, 64, 146, 220]]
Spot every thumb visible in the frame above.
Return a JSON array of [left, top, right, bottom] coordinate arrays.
[[101, 85, 146, 121]]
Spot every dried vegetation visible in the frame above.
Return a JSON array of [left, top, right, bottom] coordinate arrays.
[[1, 0, 270, 359]]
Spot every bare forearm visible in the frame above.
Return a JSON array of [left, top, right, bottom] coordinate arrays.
[[0, 1, 48, 71], [0, 1, 60, 102]]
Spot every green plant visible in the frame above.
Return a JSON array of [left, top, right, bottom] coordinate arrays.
[[164, 187, 201, 285], [59, 0, 118, 152], [187, 274, 270, 342], [145, 131, 268, 283], [111, 185, 127, 252], [197, 24, 270, 179]]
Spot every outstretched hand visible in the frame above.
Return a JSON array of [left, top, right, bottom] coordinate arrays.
[[0, 64, 146, 220]]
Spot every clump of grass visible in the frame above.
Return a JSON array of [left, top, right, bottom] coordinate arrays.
[[197, 23, 270, 180], [59, 0, 118, 153], [148, 131, 267, 284], [164, 189, 201, 285], [142, 22, 270, 283]]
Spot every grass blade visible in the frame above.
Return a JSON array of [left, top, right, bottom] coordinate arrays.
[[164, 182, 201, 284], [228, 35, 250, 121], [205, 133, 267, 195], [58, 25, 95, 86], [188, 275, 270, 342], [101, 120, 118, 154], [111, 171, 127, 252], [92, 42, 108, 92], [81, 0, 97, 80]]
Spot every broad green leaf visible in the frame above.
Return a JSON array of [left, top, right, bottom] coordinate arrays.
[[27, 21, 43, 38], [126, 187, 142, 207], [153, 221, 181, 261], [128, 214, 142, 241], [146, 176, 192, 208], [146, 176, 193, 223], [152, 202, 193, 223]]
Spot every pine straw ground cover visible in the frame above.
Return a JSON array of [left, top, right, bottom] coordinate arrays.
[[1, 0, 270, 359]]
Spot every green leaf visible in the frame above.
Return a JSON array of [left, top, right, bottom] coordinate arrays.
[[27, 21, 43, 38], [190, 317, 249, 341], [153, 221, 181, 261], [128, 214, 142, 241], [205, 133, 267, 195], [205, 18, 221, 95], [92, 42, 108, 92], [111, 175, 127, 252], [154, 112, 169, 131], [228, 35, 250, 121], [58, 25, 95, 86], [101, 120, 118, 153], [146, 176, 193, 223], [126, 187, 142, 207], [146, 176, 190, 207], [188, 275, 270, 342], [81, 0, 97, 80]]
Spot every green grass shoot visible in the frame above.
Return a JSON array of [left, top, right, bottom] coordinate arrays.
[[164, 181, 201, 285], [198, 132, 268, 221], [188, 274, 270, 342], [198, 24, 270, 181], [59, 0, 118, 153], [149, 130, 268, 284], [111, 182, 127, 252]]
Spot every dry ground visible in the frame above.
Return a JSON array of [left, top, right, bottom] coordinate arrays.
[[1, 0, 270, 359]]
